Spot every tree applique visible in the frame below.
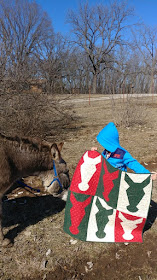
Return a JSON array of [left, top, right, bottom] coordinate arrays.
[[103, 161, 119, 201], [69, 192, 92, 235], [125, 174, 150, 212], [95, 198, 113, 238]]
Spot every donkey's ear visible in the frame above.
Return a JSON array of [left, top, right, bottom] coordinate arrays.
[[57, 142, 64, 152], [51, 143, 61, 161]]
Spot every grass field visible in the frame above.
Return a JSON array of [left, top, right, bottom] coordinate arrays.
[[0, 94, 157, 279]]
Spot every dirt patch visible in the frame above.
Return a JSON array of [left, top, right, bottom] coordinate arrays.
[[44, 232, 157, 280], [0, 94, 157, 280]]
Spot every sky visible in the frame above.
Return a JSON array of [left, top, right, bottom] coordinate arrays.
[[36, 0, 157, 34]]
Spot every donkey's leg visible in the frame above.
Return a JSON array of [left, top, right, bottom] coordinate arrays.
[[0, 194, 13, 247], [0, 154, 14, 246], [0, 180, 13, 247], [0, 196, 3, 242]]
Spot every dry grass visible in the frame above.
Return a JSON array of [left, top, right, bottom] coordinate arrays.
[[0, 93, 75, 138], [0, 93, 157, 280]]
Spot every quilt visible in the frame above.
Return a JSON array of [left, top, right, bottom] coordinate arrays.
[[64, 150, 152, 242]]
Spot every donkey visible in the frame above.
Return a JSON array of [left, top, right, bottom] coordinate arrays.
[[0, 133, 64, 247]]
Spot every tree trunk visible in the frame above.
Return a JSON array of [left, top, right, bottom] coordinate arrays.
[[92, 73, 97, 94]]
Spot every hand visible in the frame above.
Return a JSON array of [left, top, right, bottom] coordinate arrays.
[[151, 172, 157, 180], [91, 147, 98, 151]]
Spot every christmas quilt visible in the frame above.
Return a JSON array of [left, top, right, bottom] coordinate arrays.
[[64, 150, 152, 243]]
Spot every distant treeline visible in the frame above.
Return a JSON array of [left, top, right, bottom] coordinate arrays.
[[0, 0, 156, 95]]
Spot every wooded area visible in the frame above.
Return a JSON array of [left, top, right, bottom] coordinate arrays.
[[0, 0, 157, 95]]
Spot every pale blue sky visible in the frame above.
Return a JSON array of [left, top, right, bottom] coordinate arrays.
[[36, 0, 157, 34]]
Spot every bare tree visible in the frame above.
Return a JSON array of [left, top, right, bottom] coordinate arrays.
[[61, 48, 92, 94], [67, 0, 134, 94], [37, 33, 71, 94], [0, 0, 54, 93], [132, 24, 157, 94]]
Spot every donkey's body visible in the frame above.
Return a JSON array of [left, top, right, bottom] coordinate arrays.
[[0, 133, 62, 246]]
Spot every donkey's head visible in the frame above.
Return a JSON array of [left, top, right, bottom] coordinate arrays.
[[39, 153, 70, 201]]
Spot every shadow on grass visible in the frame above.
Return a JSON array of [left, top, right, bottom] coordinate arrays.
[[2, 195, 156, 244], [144, 200, 157, 232], [2, 195, 66, 244]]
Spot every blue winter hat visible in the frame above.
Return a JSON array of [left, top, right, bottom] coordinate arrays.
[[96, 122, 120, 152]]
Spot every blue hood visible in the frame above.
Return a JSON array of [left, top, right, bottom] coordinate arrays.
[[96, 122, 120, 152]]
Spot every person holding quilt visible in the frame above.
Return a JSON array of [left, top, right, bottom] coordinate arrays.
[[92, 122, 157, 180]]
